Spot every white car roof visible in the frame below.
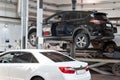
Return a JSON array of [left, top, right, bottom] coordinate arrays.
[[0, 49, 59, 55], [4, 49, 57, 52]]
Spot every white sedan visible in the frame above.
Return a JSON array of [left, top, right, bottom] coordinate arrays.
[[0, 49, 91, 80]]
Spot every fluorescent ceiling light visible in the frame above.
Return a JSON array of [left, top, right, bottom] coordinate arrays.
[[78, 0, 102, 3]]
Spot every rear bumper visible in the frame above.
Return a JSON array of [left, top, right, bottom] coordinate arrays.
[[64, 71, 91, 80]]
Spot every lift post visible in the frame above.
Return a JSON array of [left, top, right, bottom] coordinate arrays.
[[70, 41, 76, 58], [21, 0, 29, 49], [72, 0, 76, 11], [37, 0, 43, 49]]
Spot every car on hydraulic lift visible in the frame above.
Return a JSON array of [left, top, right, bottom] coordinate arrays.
[[28, 11, 117, 50]]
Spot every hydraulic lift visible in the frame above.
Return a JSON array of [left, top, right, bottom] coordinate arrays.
[[44, 36, 120, 76], [21, 0, 43, 49], [44, 0, 120, 76]]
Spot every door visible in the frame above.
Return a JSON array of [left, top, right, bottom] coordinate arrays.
[[9, 63, 32, 80], [0, 52, 14, 80], [0, 64, 9, 80], [62, 12, 78, 36], [8, 52, 38, 80]]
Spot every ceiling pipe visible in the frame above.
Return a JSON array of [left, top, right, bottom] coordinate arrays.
[[72, 0, 83, 10], [17, 0, 21, 17], [81, 0, 83, 9]]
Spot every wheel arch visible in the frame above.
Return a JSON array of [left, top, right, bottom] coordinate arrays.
[[72, 26, 90, 38], [28, 27, 36, 39]]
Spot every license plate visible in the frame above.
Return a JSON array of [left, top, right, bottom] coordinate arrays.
[[76, 70, 85, 75]]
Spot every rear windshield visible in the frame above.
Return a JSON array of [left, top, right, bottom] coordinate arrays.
[[93, 13, 108, 20], [41, 52, 75, 62]]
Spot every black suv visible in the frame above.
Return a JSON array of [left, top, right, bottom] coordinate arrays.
[[28, 11, 116, 49]]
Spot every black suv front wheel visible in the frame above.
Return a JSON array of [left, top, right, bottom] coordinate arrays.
[[74, 33, 90, 49]]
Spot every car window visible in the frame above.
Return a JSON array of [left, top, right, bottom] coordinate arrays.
[[47, 14, 63, 23], [93, 13, 108, 20], [81, 13, 89, 19], [41, 52, 75, 62], [0, 52, 14, 63], [0, 52, 38, 63], [12, 52, 38, 63], [63, 12, 79, 20]]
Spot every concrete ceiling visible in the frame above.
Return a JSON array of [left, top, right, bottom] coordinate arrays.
[[28, 0, 120, 25], [28, 0, 120, 15], [27, 0, 120, 25], [1, 0, 119, 23]]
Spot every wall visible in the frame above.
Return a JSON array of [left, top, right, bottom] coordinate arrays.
[[0, 22, 21, 51], [57, 0, 120, 18], [0, 0, 17, 17]]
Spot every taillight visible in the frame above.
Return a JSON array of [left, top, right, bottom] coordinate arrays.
[[59, 67, 75, 74], [44, 31, 50, 36], [90, 19, 105, 24], [85, 67, 89, 71]]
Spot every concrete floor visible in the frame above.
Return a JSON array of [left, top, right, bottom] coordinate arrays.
[[92, 74, 120, 80]]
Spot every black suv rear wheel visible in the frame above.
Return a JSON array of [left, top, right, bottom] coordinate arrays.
[[74, 33, 90, 49], [28, 31, 36, 46]]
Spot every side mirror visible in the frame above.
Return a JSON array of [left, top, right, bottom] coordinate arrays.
[[113, 27, 117, 33], [43, 20, 47, 25], [43, 19, 52, 25]]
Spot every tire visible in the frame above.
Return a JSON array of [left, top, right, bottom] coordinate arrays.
[[103, 41, 117, 52], [74, 33, 90, 49], [32, 77, 44, 80], [91, 40, 104, 49], [112, 63, 120, 76], [28, 32, 36, 46]]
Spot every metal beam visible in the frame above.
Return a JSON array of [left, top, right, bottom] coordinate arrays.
[[76, 58, 120, 63]]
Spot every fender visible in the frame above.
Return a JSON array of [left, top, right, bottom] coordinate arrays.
[[28, 25, 36, 38], [28, 25, 36, 32], [72, 25, 90, 38]]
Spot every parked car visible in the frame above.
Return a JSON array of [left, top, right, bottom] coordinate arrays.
[[113, 25, 120, 47], [0, 49, 91, 80], [28, 11, 116, 49]]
